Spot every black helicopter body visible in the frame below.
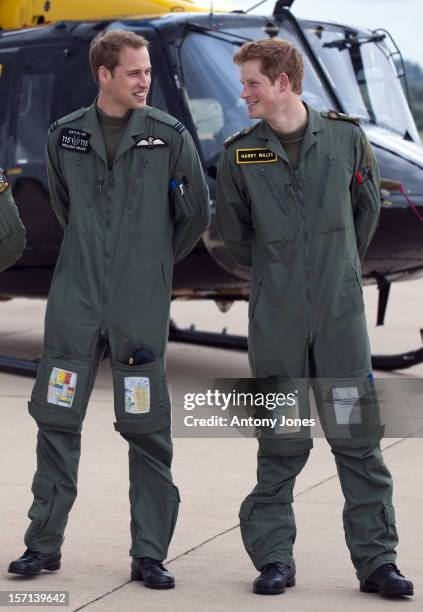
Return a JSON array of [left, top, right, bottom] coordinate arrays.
[[0, 7, 422, 369]]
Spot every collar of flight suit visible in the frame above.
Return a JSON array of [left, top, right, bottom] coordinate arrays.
[[80, 101, 148, 168], [255, 104, 325, 168]]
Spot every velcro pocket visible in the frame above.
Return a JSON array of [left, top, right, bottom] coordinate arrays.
[[31, 474, 55, 501], [113, 357, 171, 435], [0, 207, 11, 239], [238, 500, 254, 522], [384, 504, 396, 527], [28, 350, 90, 432], [171, 177, 196, 218]]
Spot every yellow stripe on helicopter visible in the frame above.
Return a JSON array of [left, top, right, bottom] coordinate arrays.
[[0, 0, 231, 30]]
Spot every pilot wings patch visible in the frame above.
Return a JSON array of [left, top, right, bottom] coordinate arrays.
[[136, 136, 167, 148]]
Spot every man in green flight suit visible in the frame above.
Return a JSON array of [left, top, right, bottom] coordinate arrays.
[[216, 39, 413, 598], [0, 168, 25, 273], [9, 29, 210, 588]]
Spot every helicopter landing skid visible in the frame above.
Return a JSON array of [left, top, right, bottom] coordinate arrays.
[[168, 319, 247, 351], [169, 321, 423, 372], [0, 355, 39, 377], [1, 326, 422, 377], [371, 329, 423, 371]]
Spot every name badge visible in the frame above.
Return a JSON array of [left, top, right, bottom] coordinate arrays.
[[236, 148, 278, 164]]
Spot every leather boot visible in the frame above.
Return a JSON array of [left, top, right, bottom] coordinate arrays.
[[131, 556, 175, 589], [8, 549, 61, 576], [253, 562, 296, 595], [360, 564, 413, 597]]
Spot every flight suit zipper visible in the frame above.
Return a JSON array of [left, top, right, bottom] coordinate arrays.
[[100, 170, 113, 335], [317, 154, 335, 208], [292, 170, 313, 345]]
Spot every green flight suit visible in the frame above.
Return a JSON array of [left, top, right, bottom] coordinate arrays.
[[216, 106, 397, 580], [24, 103, 210, 560], [0, 177, 26, 273]]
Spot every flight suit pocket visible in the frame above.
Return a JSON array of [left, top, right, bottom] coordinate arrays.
[[113, 357, 171, 435], [171, 177, 196, 219], [63, 154, 94, 234], [167, 485, 181, 544], [0, 207, 11, 239], [249, 275, 264, 322], [339, 263, 364, 315], [383, 504, 396, 538], [249, 168, 297, 246], [239, 500, 262, 558], [28, 351, 91, 432], [352, 262, 363, 294], [28, 475, 56, 534]]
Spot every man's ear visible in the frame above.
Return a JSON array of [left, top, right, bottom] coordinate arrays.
[[279, 72, 290, 92], [98, 65, 111, 85]]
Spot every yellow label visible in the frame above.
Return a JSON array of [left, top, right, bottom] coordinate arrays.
[[236, 148, 278, 164]]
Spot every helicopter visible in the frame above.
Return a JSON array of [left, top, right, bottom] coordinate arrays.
[[0, 0, 422, 373]]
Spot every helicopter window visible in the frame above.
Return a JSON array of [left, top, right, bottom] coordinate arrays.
[[149, 75, 168, 112], [0, 60, 12, 160], [15, 72, 54, 165], [303, 23, 420, 141]]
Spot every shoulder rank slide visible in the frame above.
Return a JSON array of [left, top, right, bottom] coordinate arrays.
[[49, 107, 87, 133], [236, 148, 277, 164], [223, 124, 258, 148], [321, 110, 360, 126], [49, 120, 60, 132], [173, 121, 185, 134]]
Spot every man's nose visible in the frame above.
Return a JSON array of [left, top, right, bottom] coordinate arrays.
[[139, 75, 149, 88]]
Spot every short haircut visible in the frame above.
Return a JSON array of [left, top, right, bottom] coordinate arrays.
[[89, 29, 149, 83], [233, 38, 304, 94]]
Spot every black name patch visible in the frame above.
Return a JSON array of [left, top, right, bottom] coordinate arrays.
[[59, 128, 91, 154], [236, 148, 278, 164]]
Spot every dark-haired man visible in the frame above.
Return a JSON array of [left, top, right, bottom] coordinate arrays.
[[9, 29, 210, 588]]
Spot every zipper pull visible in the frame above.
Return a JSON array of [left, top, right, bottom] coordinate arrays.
[[97, 181, 103, 193]]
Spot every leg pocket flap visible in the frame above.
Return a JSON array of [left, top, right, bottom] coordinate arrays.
[[113, 357, 171, 435], [31, 474, 55, 501], [384, 504, 396, 526], [29, 351, 91, 431], [239, 500, 254, 522]]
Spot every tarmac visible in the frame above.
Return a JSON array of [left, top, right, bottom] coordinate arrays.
[[0, 277, 422, 611]]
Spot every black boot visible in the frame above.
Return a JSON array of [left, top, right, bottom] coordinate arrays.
[[8, 549, 61, 576], [131, 556, 175, 589], [360, 564, 414, 597], [253, 562, 296, 595]]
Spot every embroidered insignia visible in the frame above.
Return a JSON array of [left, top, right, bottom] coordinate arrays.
[[136, 137, 167, 148], [236, 148, 278, 164], [59, 128, 91, 153], [0, 167, 9, 193], [124, 377, 150, 414], [47, 367, 78, 408]]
